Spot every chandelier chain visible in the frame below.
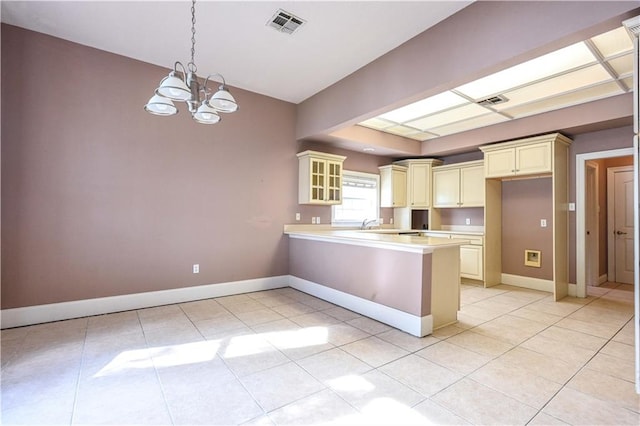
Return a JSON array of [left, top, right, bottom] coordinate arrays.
[[188, 0, 197, 72], [144, 0, 237, 122]]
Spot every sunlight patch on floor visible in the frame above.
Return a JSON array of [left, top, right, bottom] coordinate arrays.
[[95, 340, 221, 376], [94, 327, 330, 376], [327, 374, 376, 392]]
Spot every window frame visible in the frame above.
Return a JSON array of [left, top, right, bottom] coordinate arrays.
[[331, 169, 380, 227]]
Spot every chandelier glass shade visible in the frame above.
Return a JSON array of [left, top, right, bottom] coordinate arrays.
[[144, 0, 238, 124]]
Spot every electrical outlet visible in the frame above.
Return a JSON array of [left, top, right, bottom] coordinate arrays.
[[568, 203, 576, 211], [193, 264, 199, 274], [390, 218, 394, 225], [311, 217, 317, 224], [465, 218, 471, 225], [379, 218, 384, 225], [316, 217, 321, 224], [295, 212, 301, 221], [540, 219, 547, 228]]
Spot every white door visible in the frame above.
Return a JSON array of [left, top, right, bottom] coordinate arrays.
[[585, 163, 599, 286], [613, 169, 635, 284]]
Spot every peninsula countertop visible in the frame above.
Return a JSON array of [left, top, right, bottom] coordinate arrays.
[[284, 228, 470, 254]]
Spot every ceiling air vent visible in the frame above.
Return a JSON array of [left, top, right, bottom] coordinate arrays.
[[267, 9, 306, 35], [623, 16, 640, 37], [477, 95, 509, 107]]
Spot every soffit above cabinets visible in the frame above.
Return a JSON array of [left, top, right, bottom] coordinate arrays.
[[358, 26, 634, 141]]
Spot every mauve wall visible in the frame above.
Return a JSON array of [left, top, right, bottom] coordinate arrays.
[[289, 238, 431, 316], [1, 25, 301, 309], [439, 208, 484, 228], [502, 178, 554, 280]]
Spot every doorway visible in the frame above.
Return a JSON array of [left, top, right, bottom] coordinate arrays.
[[576, 147, 634, 298]]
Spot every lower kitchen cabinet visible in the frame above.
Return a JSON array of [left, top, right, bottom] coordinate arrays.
[[460, 244, 483, 281], [422, 232, 484, 281]]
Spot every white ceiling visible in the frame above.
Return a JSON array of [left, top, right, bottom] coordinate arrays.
[[1, 0, 472, 104]]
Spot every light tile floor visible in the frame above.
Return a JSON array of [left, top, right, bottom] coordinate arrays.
[[1, 282, 638, 425]]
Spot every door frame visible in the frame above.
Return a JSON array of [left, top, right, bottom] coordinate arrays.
[[585, 161, 599, 286], [607, 165, 634, 283], [576, 147, 634, 298]]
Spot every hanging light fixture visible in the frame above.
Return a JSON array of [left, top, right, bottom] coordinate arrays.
[[144, 0, 238, 124]]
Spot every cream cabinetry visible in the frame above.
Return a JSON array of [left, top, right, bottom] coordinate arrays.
[[482, 140, 552, 178], [297, 151, 346, 205], [480, 133, 572, 300], [421, 232, 484, 281], [395, 159, 443, 208], [379, 165, 407, 207], [451, 234, 484, 281], [433, 160, 484, 208]]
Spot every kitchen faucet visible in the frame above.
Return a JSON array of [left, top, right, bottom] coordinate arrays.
[[361, 219, 379, 230]]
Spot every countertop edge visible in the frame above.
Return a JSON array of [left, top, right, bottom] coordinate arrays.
[[285, 230, 470, 254]]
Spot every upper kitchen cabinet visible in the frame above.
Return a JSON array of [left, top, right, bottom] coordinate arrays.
[[480, 133, 572, 301], [297, 151, 346, 205], [379, 164, 407, 207], [480, 134, 571, 178], [395, 159, 443, 208], [433, 160, 484, 208]]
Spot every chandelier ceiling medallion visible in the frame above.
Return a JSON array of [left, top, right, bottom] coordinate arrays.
[[144, 0, 238, 124]]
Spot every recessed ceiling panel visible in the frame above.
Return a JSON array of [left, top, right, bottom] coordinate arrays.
[[429, 113, 510, 136], [378, 91, 468, 123], [494, 65, 613, 110], [384, 125, 422, 136], [591, 26, 634, 58], [406, 132, 439, 141], [501, 81, 624, 119], [455, 42, 597, 100], [406, 103, 489, 131], [358, 117, 396, 130], [607, 54, 634, 77], [356, 25, 630, 144]]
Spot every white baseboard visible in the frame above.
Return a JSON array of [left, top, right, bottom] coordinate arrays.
[[1, 276, 289, 329], [289, 275, 432, 337], [568, 283, 577, 297], [599, 274, 608, 285], [501, 273, 553, 293]]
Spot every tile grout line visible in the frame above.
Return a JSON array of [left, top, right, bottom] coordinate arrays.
[[136, 309, 177, 426], [68, 320, 89, 426]]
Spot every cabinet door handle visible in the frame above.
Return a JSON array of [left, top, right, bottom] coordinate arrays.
[[616, 230, 628, 235]]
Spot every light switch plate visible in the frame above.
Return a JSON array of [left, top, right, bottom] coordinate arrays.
[[568, 203, 575, 211], [540, 219, 547, 227]]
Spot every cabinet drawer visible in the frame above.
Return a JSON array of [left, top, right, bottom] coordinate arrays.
[[449, 234, 483, 245]]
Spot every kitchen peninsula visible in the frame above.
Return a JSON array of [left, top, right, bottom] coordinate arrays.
[[284, 227, 468, 337]]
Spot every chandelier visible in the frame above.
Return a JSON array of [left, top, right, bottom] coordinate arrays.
[[144, 0, 238, 124]]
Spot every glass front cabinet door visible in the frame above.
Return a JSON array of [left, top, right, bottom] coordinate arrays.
[[297, 151, 346, 205]]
